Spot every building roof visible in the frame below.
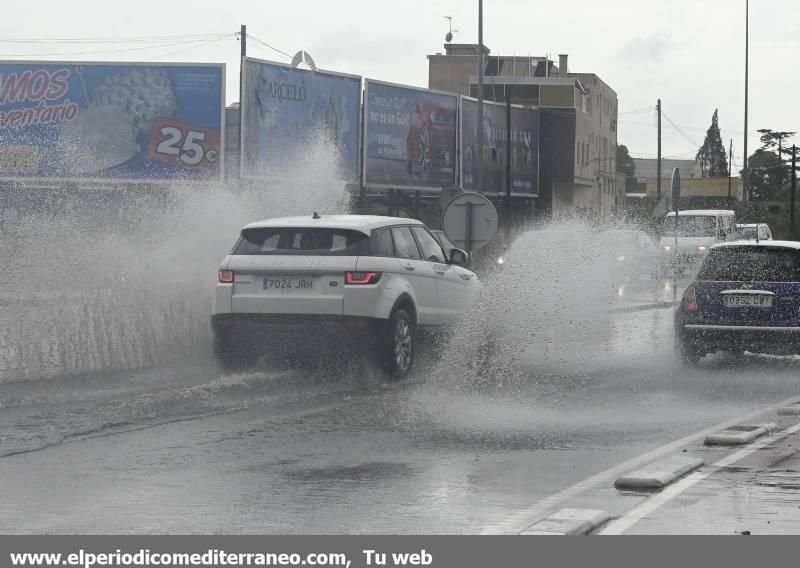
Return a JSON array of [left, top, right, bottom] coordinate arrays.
[[243, 215, 423, 232]]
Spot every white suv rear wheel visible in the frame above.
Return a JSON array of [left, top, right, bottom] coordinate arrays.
[[381, 309, 415, 378]]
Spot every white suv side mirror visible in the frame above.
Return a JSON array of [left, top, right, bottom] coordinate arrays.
[[450, 249, 469, 266]]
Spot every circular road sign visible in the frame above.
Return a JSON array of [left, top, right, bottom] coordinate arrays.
[[441, 192, 499, 252]]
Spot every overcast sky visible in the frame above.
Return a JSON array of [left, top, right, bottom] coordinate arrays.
[[2, 0, 797, 170]]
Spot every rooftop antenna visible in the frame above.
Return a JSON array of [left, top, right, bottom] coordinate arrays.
[[444, 16, 458, 43]]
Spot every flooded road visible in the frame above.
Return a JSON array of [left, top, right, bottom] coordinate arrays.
[[1, 301, 799, 534], [3, 182, 800, 534]]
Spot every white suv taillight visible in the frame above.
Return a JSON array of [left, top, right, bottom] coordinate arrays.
[[345, 272, 382, 285], [686, 286, 698, 312], [218, 270, 234, 284]]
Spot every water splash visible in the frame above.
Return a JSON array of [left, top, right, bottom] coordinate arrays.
[[0, 136, 350, 383]]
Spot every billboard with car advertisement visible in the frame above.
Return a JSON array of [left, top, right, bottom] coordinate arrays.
[[0, 61, 225, 182], [240, 57, 361, 182], [460, 96, 539, 196], [363, 79, 458, 190]]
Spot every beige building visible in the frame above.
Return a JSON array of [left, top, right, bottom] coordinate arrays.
[[632, 158, 743, 201], [428, 44, 619, 219]]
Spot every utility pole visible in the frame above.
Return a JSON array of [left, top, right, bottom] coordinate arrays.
[[743, 0, 750, 200], [476, 0, 485, 193], [792, 145, 797, 237], [728, 138, 733, 200], [657, 99, 662, 199]]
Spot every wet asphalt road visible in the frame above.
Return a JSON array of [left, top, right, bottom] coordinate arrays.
[[2, 290, 800, 534]]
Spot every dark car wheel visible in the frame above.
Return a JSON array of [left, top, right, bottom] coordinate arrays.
[[676, 330, 704, 366], [378, 309, 415, 379]]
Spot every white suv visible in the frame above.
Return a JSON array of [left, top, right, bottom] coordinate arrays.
[[211, 214, 481, 377]]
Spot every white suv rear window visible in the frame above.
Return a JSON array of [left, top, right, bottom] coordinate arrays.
[[234, 228, 368, 256]]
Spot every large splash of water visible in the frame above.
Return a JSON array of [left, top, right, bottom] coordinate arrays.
[[0, 138, 350, 383]]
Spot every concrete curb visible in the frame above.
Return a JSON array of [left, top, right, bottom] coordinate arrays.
[[704, 423, 777, 446], [614, 456, 704, 490], [613, 300, 679, 314], [520, 508, 611, 535], [779, 402, 800, 415]]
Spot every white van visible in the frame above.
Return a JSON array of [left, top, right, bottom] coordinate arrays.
[[660, 210, 736, 264]]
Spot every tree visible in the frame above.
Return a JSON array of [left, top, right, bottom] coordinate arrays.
[[756, 128, 796, 187], [745, 149, 783, 201], [696, 109, 729, 177], [616, 144, 637, 193], [616, 144, 635, 176]]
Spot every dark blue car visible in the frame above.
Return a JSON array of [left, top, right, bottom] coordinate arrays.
[[675, 241, 800, 364]]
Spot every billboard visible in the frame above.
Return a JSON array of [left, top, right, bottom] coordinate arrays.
[[0, 61, 225, 182], [364, 80, 458, 190], [240, 57, 361, 181], [461, 97, 539, 196]]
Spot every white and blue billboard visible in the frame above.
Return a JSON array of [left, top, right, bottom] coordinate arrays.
[[364, 80, 458, 190], [460, 97, 539, 196], [0, 61, 225, 182], [241, 57, 361, 181]]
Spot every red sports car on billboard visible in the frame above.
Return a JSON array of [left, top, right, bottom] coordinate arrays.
[[405, 102, 455, 183]]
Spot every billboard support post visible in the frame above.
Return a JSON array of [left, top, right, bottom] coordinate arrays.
[[505, 93, 512, 243]]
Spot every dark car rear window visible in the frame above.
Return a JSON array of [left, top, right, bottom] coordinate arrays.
[[697, 246, 800, 282], [234, 228, 369, 256]]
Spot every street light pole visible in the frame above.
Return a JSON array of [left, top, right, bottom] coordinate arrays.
[[743, 0, 750, 200], [476, 0, 484, 194], [792, 145, 797, 237]]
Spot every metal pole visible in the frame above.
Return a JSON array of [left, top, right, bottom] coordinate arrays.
[[505, 92, 512, 243], [239, 24, 246, 159], [728, 138, 733, 201], [465, 201, 474, 255], [476, 0, 484, 194], [792, 145, 797, 237], [743, 0, 750, 200], [657, 99, 662, 199]]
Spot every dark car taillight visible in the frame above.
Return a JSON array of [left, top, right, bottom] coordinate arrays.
[[218, 270, 234, 284], [345, 272, 382, 285], [686, 286, 698, 312]]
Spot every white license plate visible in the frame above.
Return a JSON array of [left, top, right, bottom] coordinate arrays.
[[723, 294, 773, 308], [262, 277, 314, 291]]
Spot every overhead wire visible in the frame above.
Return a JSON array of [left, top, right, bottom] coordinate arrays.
[[150, 36, 235, 60], [246, 34, 293, 60], [0, 33, 231, 45], [0, 35, 234, 58], [618, 106, 655, 116]]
